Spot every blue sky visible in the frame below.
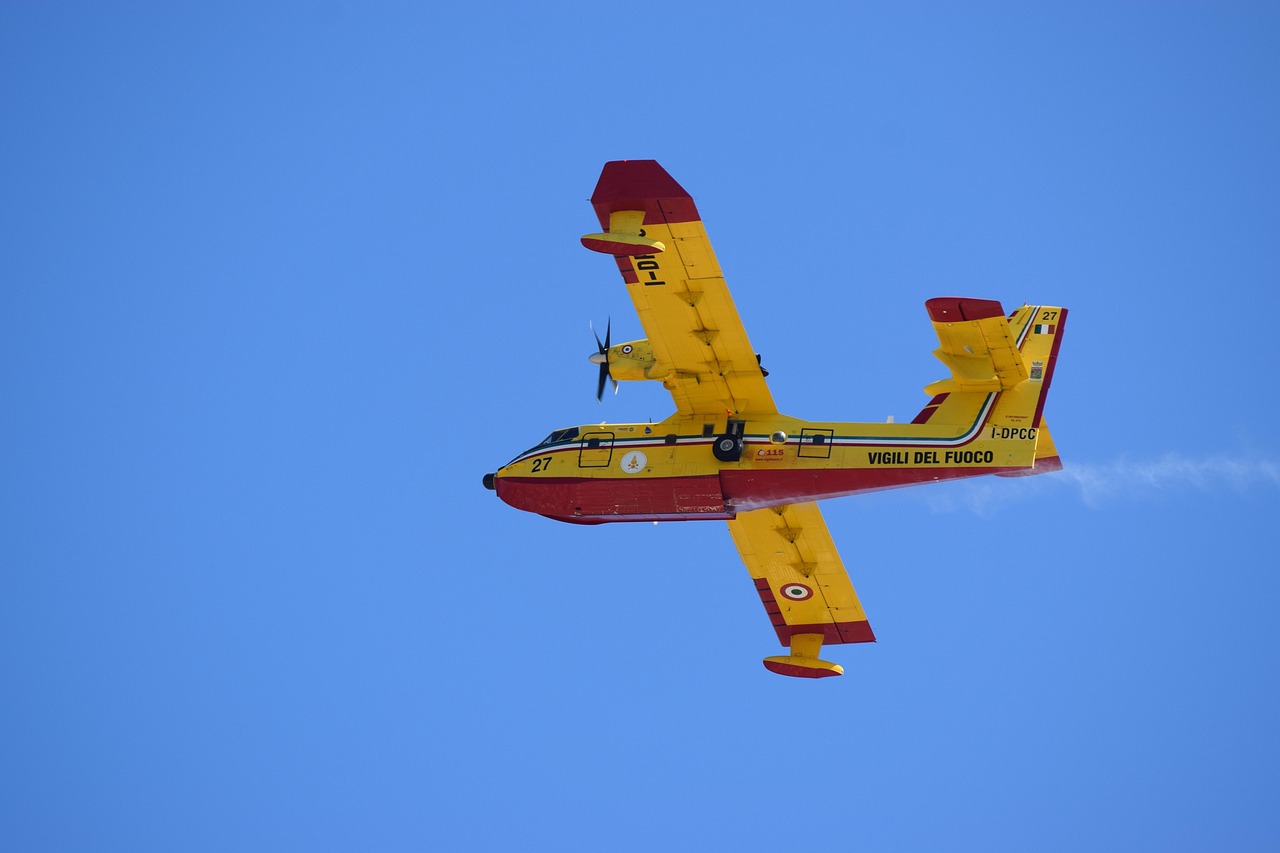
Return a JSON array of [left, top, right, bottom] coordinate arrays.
[[3, 3, 1278, 850]]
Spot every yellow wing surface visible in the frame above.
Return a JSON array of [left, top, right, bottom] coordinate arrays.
[[727, 502, 874, 678], [581, 160, 776, 417]]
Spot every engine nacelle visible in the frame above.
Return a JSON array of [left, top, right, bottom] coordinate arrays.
[[605, 339, 663, 383]]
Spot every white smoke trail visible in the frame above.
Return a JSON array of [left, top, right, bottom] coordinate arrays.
[[1061, 454, 1280, 506], [921, 453, 1280, 514]]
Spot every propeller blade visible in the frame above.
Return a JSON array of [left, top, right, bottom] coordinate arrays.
[[590, 319, 614, 402]]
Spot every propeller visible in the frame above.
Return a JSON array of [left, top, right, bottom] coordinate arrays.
[[588, 319, 618, 401]]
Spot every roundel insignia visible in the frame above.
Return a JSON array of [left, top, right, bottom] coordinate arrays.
[[620, 450, 647, 474], [621, 344, 633, 354], [780, 583, 813, 601]]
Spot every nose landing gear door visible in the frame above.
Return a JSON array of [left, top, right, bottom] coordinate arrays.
[[578, 432, 615, 468]]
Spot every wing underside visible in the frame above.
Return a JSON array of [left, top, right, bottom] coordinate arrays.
[[584, 160, 776, 417], [727, 501, 874, 677]]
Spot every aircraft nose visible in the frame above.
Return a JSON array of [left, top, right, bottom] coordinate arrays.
[[482, 472, 496, 491], [588, 351, 606, 366]]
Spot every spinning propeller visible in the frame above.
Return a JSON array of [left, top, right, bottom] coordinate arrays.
[[588, 319, 618, 401]]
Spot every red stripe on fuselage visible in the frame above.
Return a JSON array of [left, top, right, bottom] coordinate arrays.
[[495, 474, 731, 523], [719, 465, 1017, 512], [495, 463, 1020, 524]]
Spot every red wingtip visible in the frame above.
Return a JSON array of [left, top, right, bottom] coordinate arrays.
[[925, 297, 1005, 322], [589, 160, 700, 227]]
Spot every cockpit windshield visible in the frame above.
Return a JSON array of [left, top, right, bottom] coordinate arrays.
[[505, 427, 582, 467], [506, 425, 583, 466], [538, 427, 580, 447]]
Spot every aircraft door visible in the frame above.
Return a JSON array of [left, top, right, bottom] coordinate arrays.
[[578, 432, 615, 468]]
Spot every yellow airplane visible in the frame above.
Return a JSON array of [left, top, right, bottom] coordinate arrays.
[[483, 160, 1067, 678]]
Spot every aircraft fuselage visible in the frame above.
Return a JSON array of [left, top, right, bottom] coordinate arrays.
[[486, 407, 1047, 524]]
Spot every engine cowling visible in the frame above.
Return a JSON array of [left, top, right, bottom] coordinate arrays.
[[601, 339, 661, 383]]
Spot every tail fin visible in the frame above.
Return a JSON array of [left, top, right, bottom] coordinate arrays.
[[913, 298, 1067, 474]]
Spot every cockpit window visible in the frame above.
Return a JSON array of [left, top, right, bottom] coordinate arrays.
[[507, 426, 583, 467], [538, 427, 580, 446]]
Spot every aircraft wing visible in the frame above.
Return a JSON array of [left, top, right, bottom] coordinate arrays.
[[582, 160, 777, 417], [727, 501, 875, 668]]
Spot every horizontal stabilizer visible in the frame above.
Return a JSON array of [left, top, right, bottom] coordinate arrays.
[[924, 297, 1028, 395]]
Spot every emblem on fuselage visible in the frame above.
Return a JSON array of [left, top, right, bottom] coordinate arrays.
[[620, 450, 647, 474]]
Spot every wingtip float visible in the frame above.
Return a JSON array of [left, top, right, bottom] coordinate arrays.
[[485, 160, 1068, 679]]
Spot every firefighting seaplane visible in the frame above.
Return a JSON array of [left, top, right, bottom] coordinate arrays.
[[483, 160, 1066, 678]]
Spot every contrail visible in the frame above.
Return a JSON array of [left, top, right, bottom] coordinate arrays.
[[921, 453, 1280, 514]]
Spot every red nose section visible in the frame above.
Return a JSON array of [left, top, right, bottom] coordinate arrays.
[[494, 473, 732, 524]]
